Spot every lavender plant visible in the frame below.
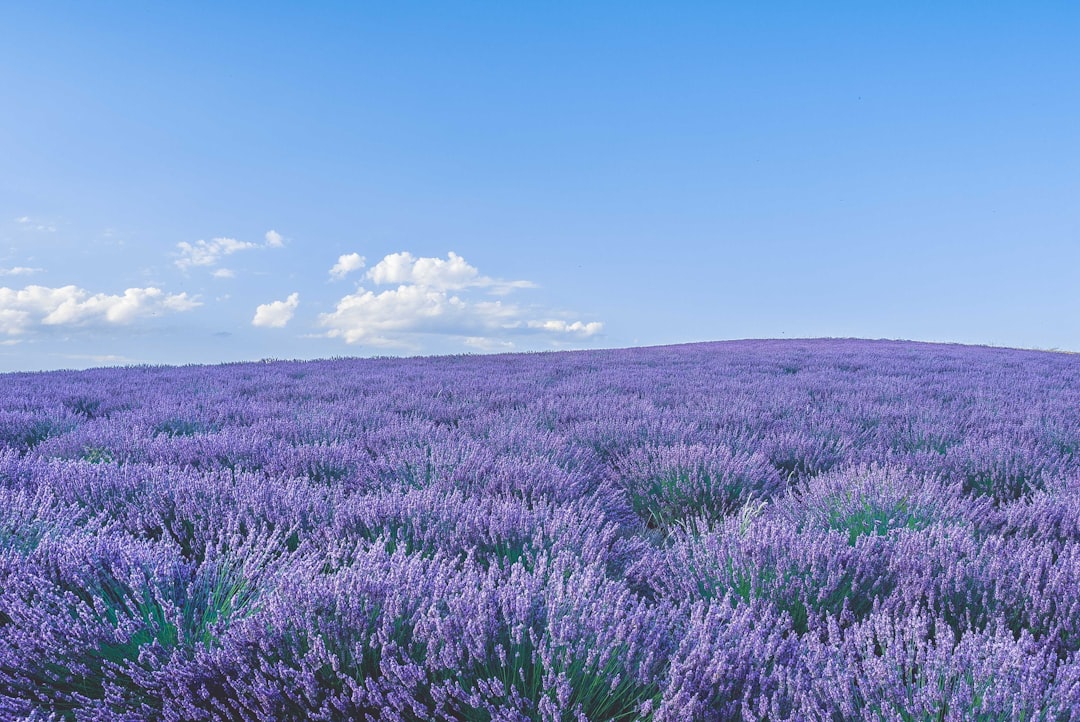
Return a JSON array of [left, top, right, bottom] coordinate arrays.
[[1, 339, 1079, 720]]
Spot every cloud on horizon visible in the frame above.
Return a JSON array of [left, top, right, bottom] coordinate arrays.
[[0, 232, 602, 363], [0, 285, 201, 337], [318, 251, 600, 349]]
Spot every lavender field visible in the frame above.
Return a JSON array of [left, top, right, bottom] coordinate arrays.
[[2, 339, 1080, 721]]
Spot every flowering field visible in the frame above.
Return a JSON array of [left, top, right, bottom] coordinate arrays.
[[2, 339, 1079, 721]]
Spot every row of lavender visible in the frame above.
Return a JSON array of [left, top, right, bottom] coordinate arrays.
[[1, 339, 1079, 720]]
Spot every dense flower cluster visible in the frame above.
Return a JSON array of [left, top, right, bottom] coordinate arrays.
[[1, 339, 1079, 720]]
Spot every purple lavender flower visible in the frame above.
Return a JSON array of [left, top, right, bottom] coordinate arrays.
[[0, 339, 1078, 719]]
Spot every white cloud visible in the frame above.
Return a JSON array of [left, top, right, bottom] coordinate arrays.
[[318, 251, 600, 348], [329, 252, 366, 281], [367, 251, 535, 293], [161, 294, 202, 312], [175, 231, 285, 271], [252, 292, 299, 328], [0, 267, 42, 276], [526, 320, 604, 335], [464, 336, 516, 352], [212, 268, 236, 279], [319, 285, 479, 345], [14, 216, 56, 232], [367, 251, 477, 289], [0, 285, 201, 336], [59, 353, 134, 365], [175, 238, 259, 270]]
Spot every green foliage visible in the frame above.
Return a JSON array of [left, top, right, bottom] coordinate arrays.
[[153, 418, 211, 437], [827, 496, 931, 546], [15, 533, 290, 717], [81, 446, 115, 464], [450, 635, 659, 721], [627, 462, 771, 536], [962, 469, 1044, 505], [1, 516, 48, 555], [182, 557, 260, 650], [64, 395, 105, 419], [12, 419, 59, 450]]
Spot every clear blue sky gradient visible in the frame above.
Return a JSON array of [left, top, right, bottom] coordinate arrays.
[[2, 2, 1077, 370]]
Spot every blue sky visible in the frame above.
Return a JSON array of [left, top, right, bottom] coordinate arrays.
[[1, 2, 1077, 371]]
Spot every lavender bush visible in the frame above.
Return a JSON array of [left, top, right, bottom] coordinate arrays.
[[1, 339, 1079, 720]]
